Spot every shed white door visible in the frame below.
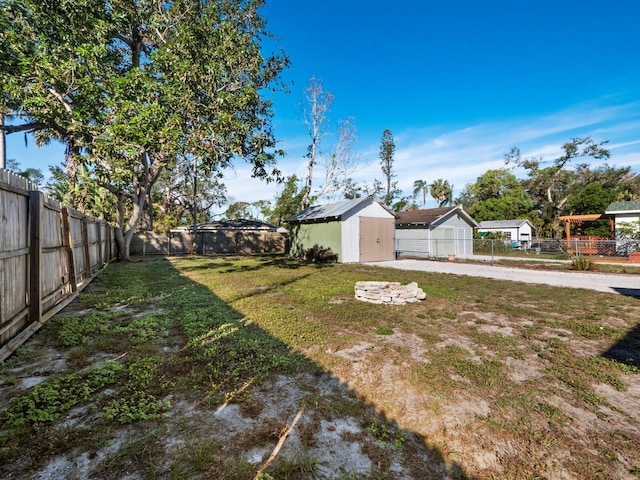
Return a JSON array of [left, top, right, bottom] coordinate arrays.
[[456, 227, 467, 256], [359, 217, 395, 262], [432, 227, 455, 256]]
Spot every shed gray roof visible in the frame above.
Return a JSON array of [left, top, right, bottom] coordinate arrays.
[[396, 206, 479, 227], [286, 195, 390, 223], [478, 219, 532, 229], [606, 201, 640, 213]]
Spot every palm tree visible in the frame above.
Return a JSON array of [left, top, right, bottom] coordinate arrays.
[[444, 183, 454, 207], [430, 179, 452, 208], [412, 179, 429, 206]]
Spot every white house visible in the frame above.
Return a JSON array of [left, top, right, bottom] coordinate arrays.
[[477, 219, 535, 247], [286, 195, 396, 263], [605, 201, 640, 237], [395, 206, 478, 259]]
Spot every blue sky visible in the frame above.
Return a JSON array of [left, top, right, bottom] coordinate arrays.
[[5, 0, 640, 211]]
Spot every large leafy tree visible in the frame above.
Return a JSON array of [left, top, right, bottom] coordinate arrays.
[[617, 171, 640, 201], [270, 174, 304, 225], [224, 200, 271, 221], [1, 0, 109, 202], [0, 0, 288, 260], [566, 182, 617, 237], [562, 164, 630, 237], [456, 168, 533, 222], [505, 137, 610, 238], [151, 156, 228, 232]]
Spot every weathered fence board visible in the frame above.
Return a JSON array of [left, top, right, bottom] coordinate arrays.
[[130, 230, 287, 255], [0, 169, 116, 361]]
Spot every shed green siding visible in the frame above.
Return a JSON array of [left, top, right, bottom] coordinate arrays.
[[289, 221, 342, 260]]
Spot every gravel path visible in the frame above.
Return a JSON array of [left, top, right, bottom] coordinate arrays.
[[364, 259, 640, 297]]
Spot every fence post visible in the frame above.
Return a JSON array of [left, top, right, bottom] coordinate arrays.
[[28, 191, 43, 324], [96, 220, 103, 267], [491, 239, 494, 264], [82, 217, 91, 277], [574, 239, 579, 257], [61, 207, 77, 293]]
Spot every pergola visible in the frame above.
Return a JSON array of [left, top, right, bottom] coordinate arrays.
[[558, 214, 614, 241]]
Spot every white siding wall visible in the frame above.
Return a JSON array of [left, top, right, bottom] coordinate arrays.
[[396, 228, 431, 257], [436, 214, 474, 258], [342, 200, 395, 263], [478, 224, 533, 242], [356, 202, 395, 219], [342, 214, 360, 263], [397, 213, 475, 258], [518, 224, 533, 239]]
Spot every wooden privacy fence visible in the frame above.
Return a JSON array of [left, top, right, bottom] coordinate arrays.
[[0, 169, 117, 361], [131, 230, 287, 255]]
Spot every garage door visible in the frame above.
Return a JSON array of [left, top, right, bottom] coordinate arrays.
[[359, 217, 395, 262]]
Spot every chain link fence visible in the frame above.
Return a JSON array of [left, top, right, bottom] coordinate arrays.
[[472, 238, 640, 259], [396, 237, 640, 260]]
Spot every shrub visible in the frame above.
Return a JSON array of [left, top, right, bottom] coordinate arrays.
[[571, 256, 597, 271], [303, 245, 338, 263]]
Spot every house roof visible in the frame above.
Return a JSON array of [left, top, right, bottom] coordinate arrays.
[[286, 195, 392, 223], [396, 206, 479, 227], [605, 201, 640, 214], [478, 219, 533, 229], [172, 219, 286, 233]]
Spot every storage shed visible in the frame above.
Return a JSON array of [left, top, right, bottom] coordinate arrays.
[[286, 196, 396, 263], [477, 219, 535, 248], [395, 206, 478, 258]]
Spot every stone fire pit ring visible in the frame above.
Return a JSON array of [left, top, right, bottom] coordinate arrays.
[[354, 281, 426, 305]]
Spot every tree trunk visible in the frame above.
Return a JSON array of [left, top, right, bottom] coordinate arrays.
[[301, 157, 313, 211], [120, 153, 165, 260], [138, 192, 154, 231]]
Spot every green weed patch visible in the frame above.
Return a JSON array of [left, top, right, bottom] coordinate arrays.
[[1, 255, 639, 480], [1, 362, 123, 429]]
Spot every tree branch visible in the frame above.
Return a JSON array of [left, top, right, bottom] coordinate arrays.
[[1, 122, 50, 134], [47, 87, 74, 114]]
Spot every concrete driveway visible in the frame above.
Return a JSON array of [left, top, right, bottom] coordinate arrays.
[[363, 258, 640, 297]]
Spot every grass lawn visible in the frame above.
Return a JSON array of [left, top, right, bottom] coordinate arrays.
[[1, 255, 639, 479]]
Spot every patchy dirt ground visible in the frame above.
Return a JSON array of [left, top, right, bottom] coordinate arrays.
[[325, 318, 640, 479], [0, 298, 450, 479], [2, 257, 640, 479], [3, 304, 640, 479]]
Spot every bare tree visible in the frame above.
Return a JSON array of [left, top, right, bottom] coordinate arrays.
[[300, 77, 361, 210]]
